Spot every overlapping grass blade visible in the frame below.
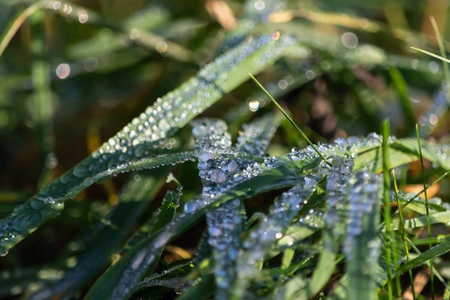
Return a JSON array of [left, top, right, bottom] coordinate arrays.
[[85, 159, 308, 300], [0, 33, 293, 255]]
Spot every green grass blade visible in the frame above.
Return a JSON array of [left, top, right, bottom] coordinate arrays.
[[84, 160, 308, 299], [390, 211, 450, 230], [177, 274, 215, 300], [248, 73, 331, 166], [411, 47, 450, 64], [391, 238, 450, 278], [392, 169, 416, 299], [381, 119, 393, 299], [150, 190, 180, 235], [308, 157, 353, 297], [345, 171, 382, 300], [0, 2, 44, 57], [0, 33, 293, 255], [416, 124, 434, 298], [430, 16, 450, 84]]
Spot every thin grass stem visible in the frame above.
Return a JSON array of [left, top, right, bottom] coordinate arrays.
[[392, 169, 416, 300], [430, 16, 450, 85], [416, 124, 434, 299], [382, 119, 393, 299], [248, 73, 331, 167], [411, 47, 450, 64]]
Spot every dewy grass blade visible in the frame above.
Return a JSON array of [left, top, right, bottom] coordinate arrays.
[[344, 171, 382, 300], [416, 124, 434, 299], [248, 73, 332, 167], [392, 169, 416, 300], [382, 119, 393, 299], [0, 33, 293, 255]]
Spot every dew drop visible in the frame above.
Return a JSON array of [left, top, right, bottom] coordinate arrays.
[[13, 212, 41, 232], [30, 198, 46, 210], [73, 164, 89, 178]]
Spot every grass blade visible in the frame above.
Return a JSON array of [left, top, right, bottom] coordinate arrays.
[[416, 124, 434, 298], [248, 73, 332, 167], [382, 119, 393, 299]]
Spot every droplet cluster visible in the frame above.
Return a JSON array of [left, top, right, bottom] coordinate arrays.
[[188, 115, 280, 299], [240, 162, 329, 276], [190, 118, 245, 299], [236, 114, 279, 156], [325, 157, 354, 238], [343, 171, 382, 260], [287, 132, 387, 164]]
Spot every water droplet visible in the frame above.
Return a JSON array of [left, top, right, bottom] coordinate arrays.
[[73, 163, 89, 178], [30, 197, 46, 210], [56, 63, 70, 79], [248, 100, 259, 112], [78, 10, 89, 23], [82, 178, 94, 188], [13, 211, 41, 232], [341, 32, 358, 49]]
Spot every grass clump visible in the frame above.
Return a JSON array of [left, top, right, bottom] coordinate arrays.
[[0, 0, 450, 299]]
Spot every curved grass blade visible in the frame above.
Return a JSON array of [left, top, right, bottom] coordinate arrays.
[[353, 138, 450, 173], [0, 33, 294, 255], [392, 238, 450, 278], [0, 2, 45, 57], [177, 274, 215, 300], [150, 190, 180, 235]]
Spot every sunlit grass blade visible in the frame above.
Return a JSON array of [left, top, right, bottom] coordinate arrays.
[[382, 119, 393, 299], [391, 238, 450, 278], [85, 159, 309, 299], [411, 47, 450, 64], [248, 73, 331, 166], [392, 169, 415, 299], [0, 2, 44, 57]]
